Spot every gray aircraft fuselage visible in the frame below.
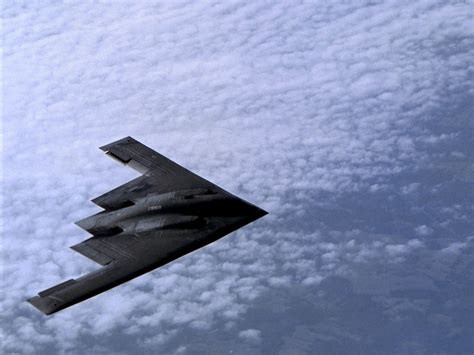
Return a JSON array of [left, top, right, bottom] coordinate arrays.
[[76, 188, 257, 236]]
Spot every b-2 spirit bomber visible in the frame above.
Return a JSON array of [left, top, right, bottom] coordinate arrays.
[[27, 137, 267, 315]]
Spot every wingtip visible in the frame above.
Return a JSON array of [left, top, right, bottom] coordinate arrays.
[[99, 136, 137, 151], [27, 296, 58, 316]]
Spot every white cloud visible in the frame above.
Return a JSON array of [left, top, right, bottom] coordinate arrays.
[[401, 182, 420, 195], [440, 240, 471, 255], [415, 225, 433, 236], [238, 328, 262, 343]]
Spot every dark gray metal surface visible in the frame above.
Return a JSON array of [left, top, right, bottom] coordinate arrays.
[[27, 137, 267, 315]]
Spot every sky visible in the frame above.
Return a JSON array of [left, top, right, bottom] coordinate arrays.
[[2, 1, 473, 354]]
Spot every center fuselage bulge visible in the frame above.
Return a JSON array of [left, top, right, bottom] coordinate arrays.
[[75, 188, 256, 236]]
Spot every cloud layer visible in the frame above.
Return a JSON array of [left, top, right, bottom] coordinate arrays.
[[3, 1, 473, 354]]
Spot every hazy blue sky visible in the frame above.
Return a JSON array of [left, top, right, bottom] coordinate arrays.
[[3, 1, 473, 354]]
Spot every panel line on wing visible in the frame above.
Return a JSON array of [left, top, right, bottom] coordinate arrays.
[[125, 145, 171, 175], [99, 238, 136, 260]]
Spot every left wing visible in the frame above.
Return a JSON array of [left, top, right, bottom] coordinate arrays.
[[92, 137, 223, 211]]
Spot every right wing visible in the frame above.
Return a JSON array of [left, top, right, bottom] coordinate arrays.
[[28, 214, 259, 315], [92, 137, 223, 210]]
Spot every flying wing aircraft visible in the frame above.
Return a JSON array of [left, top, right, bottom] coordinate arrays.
[[27, 137, 267, 315]]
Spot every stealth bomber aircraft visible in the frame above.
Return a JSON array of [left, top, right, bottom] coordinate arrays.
[[27, 137, 267, 315]]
